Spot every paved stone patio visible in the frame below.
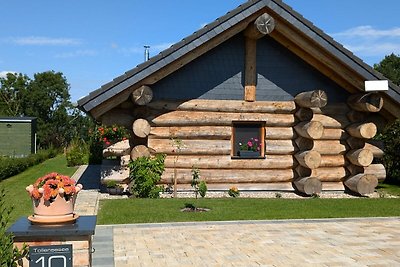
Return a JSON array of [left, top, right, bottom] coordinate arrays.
[[95, 218, 400, 267], [73, 165, 400, 266]]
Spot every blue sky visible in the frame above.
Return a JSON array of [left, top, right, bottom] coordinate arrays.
[[0, 0, 399, 102]]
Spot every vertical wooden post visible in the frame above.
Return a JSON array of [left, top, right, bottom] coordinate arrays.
[[243, 13, 275, 102], [244, 37, 257, 102]]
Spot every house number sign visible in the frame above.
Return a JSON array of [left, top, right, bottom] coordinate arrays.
[[29, 244, 72, 267]]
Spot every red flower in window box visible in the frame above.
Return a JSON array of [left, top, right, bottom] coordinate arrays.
[[238, 137, 261, 152]]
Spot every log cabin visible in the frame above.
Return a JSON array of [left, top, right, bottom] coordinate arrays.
[[78, 0, 400, 196]]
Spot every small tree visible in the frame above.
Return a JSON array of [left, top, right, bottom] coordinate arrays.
[[191, 167, 200, 199], [373, 54, 400, 183], [22, 71, 72, 148], [373, 53, 400, 86], [0, 72, 29, 116]]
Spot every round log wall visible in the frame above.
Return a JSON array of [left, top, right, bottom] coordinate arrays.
[[102, 87, 385, 195], [147, 99, 299, 191]]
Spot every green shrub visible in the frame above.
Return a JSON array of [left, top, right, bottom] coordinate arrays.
[[128, 154, 166, 198], [0, 148, 58, 181], [199, 181, 207, 198], [375, 119, 400, 183], [88, 135, 103, 165], [0, 188, 28, 266], [66, 139, 89, 167]]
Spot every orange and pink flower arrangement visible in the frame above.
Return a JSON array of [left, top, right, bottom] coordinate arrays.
[[26, 172, 83, 202]]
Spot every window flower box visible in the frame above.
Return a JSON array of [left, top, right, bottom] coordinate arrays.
[[238, 150, 261, 158]]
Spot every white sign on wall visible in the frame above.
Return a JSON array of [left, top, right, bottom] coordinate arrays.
[[365, 80, 388, 92]]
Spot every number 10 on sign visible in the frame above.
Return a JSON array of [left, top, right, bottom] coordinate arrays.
[[29, 244, 72, 267]]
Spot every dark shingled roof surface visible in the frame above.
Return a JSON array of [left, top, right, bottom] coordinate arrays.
[[78, 0, 400, 115]]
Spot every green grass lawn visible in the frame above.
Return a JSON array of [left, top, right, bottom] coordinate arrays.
[[0, 154, 77, 225], [2, 155, 400, 226], [97, 197, 400, 225]]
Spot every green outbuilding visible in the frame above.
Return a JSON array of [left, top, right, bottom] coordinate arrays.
[[0, 117, 37, 157]]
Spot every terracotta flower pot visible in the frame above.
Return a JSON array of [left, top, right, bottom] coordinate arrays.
[[32, 194, 76, 216], [26, 172, 82, 224], [29, 194, 79, 224]]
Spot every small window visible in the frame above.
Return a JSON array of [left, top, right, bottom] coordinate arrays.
[[232, 122, 265, 159]]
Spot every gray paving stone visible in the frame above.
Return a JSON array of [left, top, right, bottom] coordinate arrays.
[[72, 166, 400, 266]]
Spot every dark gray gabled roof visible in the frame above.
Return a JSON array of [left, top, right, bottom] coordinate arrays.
[[78, 0, 400, 117], [78, 0, 265, 113]]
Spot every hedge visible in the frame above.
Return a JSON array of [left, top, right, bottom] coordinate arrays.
[[0, 148, 58, 181]]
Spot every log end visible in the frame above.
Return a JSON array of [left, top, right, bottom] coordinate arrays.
[[132, 118, 151, 138], [310, 90, 328, 108], [131, 85, 153, 106], [255, 13, 275, 35], [295, 137, 313, 150], [308, 121, 324, 139], [304, 150, 322, 169], [295, 150, 321, 169], [294, 90, 328, 108], [359, 123, 377, 139], [130, 145, 150, 160], [346, 149, 374, 167], [293, 177, 322, 195], [347, 92, 383, 112], [344, 174, 378, 196]]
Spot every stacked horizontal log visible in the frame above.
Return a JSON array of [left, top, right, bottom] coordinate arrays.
[[100, 84, 386, 196], [293, 90, 385, 195], [344, 92, 383, 195], [292, 90, 328, 195], [147, 99, 297, 188], [100, 86, 386, 196], [100, 140, 131, 185], [145, 92, 385, 194], [99, 86, 154, 186]]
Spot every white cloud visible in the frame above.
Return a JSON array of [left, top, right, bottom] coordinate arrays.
[[331, 26, 400, 38], [55, 49, 97, 58], [330, 25, 400, 63], [6, 36, 81, 46], [0, 71, 17, 78], [344, 43, 400, 56]]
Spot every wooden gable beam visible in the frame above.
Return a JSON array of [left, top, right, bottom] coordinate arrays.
[[243, 13, 275, 102]]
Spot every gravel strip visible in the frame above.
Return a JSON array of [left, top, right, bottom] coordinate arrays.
[[98, 190, 397, 200], [160, 191, 390, 199]]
